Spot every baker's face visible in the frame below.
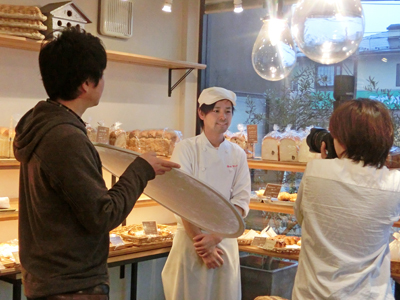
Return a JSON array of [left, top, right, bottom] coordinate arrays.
[[199, 99, 233, 135]]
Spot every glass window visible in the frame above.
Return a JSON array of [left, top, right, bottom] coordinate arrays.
[[202, 0, 400, 149]]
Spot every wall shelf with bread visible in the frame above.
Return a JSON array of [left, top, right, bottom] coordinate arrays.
[[246, 159, 400, 228], [0, 34, 206, 71]]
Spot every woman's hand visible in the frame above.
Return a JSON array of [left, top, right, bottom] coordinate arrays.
[[320, 141, 327, 159], [193, 233, 223, 257], [201, 247, 224, 269]]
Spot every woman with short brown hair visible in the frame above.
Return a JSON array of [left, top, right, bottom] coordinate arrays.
[[293, 98, 400, 300]]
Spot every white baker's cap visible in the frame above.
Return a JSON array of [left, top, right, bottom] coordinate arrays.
[[198, 87, 236, 107]]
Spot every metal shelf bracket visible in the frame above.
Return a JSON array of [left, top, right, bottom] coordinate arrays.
[[168, 68, 194, 97]]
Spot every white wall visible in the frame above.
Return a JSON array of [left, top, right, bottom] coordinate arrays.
[[0, 0, 201, 299]]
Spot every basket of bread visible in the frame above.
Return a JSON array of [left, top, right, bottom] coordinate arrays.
[[111, 224, 174, 246], [0, 239, 19, 269]]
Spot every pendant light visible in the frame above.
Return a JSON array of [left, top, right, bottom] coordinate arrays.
[[162, 0, 173, 13], [291, 0, 365, 65], [234, 0, 243, 13], [251, 0, 297, 81]]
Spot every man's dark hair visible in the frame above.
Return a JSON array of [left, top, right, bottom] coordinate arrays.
[[329, 98, 394, 168], [39, 27, 107, 101], [197, 102, 235, 129]]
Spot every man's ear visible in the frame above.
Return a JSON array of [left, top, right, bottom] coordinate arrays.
[[80, 80, 90, 94]]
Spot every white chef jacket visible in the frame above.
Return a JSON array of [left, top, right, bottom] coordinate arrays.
[[162, 132, 251, 300], [293, 158, 400, 300]]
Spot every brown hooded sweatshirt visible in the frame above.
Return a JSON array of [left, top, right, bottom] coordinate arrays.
[[13, 100, 155, 298]]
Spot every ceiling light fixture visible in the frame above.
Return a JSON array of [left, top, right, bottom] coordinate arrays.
[[251, 0, 297, 81], [291, 0, 365, 65], [233, 0, 243, 13], [162, 0, 172, 13]]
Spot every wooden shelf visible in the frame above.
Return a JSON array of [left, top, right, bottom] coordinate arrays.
[[247, 159, 306, 172], [249, 200, 294, 215], [0, 159, 19, 170], [0, 34, 206, 70], [0, 198, 18, 221]]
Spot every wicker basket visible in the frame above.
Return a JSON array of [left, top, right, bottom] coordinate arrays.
[[116, 224, 174, 246]]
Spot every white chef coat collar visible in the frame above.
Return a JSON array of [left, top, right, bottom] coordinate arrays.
[[199, 131, 228, 150]]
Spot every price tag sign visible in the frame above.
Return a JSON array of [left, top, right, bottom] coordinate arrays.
[[142, 221, 158, 235], [12, 251, 20, 264], [251, 236, 267, 247], [96, 126, 110, 144], [247, 125, 258, 143], [110, 234, 125, 247], [263, 183, 282, 199]]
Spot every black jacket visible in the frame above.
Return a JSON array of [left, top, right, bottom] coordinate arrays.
[[13, 100, 155, 297]]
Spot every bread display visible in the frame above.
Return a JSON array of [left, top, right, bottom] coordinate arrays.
[[0, 127, 14, 158], [109, 123, 126, 148], [0, 5, 47, 21], [0, 239, 19, 268], [0, 5, 47, 40], [261, 125, 281, 161], [111, 224, 175, 246], [262, 235, 301, 254], [277, 192, 297, 202], [0, 17, 46, 30], [237, 229, 261, 245], [262, 136, 280, 161], [279, 136, 300, 162], [127, 128, 182, 156], [225, 132, 254, 158]]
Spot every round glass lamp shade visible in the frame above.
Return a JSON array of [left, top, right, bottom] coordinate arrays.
[[252, 18, 297, 81], [291, 0, 365, 65]]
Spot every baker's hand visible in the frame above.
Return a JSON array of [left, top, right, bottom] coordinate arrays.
[[320, 141, 327, 159], [201, 247, 224, 269], [140, 152, 180, 175], [193, 233, 223, 257]]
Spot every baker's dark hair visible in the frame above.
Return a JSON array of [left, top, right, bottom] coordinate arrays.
[[329, 98, 394, 168], [197, 102, 235, 129], [39, 27, 107, 101]]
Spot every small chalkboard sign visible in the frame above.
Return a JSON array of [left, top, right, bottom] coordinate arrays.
[[96, 126, 110, 144], [263, 183, 282, 199], [247, 125, 258, 143]]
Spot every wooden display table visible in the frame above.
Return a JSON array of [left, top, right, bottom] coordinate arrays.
[[0, 243, 172, 300]]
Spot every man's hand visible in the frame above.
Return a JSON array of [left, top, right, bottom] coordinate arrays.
[[320, 141, 327, 159], [140, 152, 180, 175], [201, 247, 224, 269], [193, 233, 223, 257]]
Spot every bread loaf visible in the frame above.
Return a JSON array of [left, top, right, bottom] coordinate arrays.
[[0, 127, 14, 158], [279, 136, 299, 162], [298, 136, 320, 162], [127, 129, 181, 156], [262, 136, 280, 161]]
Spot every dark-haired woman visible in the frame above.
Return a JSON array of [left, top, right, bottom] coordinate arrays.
[[292, 98, 400, 300]]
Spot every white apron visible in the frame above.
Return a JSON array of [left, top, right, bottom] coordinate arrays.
[[162, 132, 251, 300]]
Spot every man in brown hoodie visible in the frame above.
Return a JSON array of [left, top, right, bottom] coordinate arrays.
[[13, 27, 179, 299]]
